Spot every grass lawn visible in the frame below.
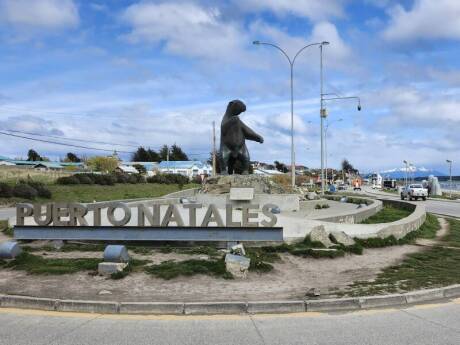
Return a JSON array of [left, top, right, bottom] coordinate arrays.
[[0, 252, 101, 275], [0, 183, 197, 204], [342, 217, 460, 296], [145, 258, 233, 280], [360, 204, 412, 224]]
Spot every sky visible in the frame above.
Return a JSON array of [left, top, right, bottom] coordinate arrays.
[[0, 0, 459, 174]]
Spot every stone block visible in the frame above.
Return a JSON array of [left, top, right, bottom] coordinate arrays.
[[306, 298, 360, 312], [309, 226, 334, 248], [98, 262, 127, 276], [103, 245, 129, 263], [1, 295, 56, 310], [247, 301, 305, 314], [184, 302, 247, 315], [230, 187, 254, 201], [225, 253, 250, 279], [231, 243, 246, 256], [307, 192, 318, 200], [442, 284, 460, 298], [330, 231, 355, 246], [57, 300, 119, 314], [0, 241, 22, 259], [119, 302, 184, 315], [405, 288, 444, 304], [359, 294, 406, 309], [51, 240, 65, 250]]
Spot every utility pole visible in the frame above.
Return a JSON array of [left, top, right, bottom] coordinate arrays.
[[212, 121, 217, 176], [166, 146, 169, 173], [447, 159, 452, 198]]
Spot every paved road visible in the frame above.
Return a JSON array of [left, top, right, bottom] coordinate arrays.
[[0, 300, 459, 345], [361, 187, 460, 218], [0, 208, 14, 224]]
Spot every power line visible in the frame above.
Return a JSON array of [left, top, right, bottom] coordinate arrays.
[[3, 128, 140, 148], [0, 131, 135, 154]]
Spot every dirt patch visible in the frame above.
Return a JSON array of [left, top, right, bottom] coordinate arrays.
[[0, 245, 422, 302]]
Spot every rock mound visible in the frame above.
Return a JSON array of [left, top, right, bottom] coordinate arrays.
[[201, 175, 292, 194]]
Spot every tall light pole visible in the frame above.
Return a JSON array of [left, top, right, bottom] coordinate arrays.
[[325, 118, 343, 184], [447, 159, 453, 198], [254, 40, 329, 189], [320, 94, 361, 194]]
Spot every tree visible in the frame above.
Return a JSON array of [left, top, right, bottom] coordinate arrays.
[[131, 147, 160, 162], [65, 152, 81, 163], [27, 149, 42, 161], [274, 161, 288, 173], [208, 151, 221, 174], [170, 144, 188, 161], [159, 144, 189, 161], [133, 164, 146, 174], [341, 159, 359, 175], [87, 156, 118, 173], [159, 145, 169, 161]]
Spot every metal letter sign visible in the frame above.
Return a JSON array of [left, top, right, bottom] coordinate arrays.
[[14, 202, 283, 242]]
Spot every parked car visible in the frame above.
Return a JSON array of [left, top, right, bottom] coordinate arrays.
[[338, 184, 348, 191], [401, 184, 428, 201]]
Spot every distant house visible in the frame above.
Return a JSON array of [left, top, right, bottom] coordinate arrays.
[[33, 162, 64, 171], [121, 161, 159, 173], [254, 168, 284, 175], [115, 165, 139, 174], [158, 161, 212, 179]]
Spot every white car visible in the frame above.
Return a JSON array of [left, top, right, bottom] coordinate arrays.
[[401, 184, 428, 201]]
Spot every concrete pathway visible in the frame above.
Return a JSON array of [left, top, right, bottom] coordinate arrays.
[[0, 299, 459, 345]]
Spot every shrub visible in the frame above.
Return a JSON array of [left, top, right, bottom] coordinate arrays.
[[13, 184, 38, 199], [56, 176, 80, 185], [74, 174, 95, 184], [26, 181, 51, 199], [93, 174, 116, 185], [147, 173, 189, 185], [0, 183, 13, 198], [128, 174, 139, 184], [113, 173, 130, 184]]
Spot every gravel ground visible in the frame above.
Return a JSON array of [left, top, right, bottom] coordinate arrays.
[[0, 245, 422, 302]]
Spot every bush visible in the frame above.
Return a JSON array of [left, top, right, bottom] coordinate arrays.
[[0, 183, 13, 198], [93, 174, 116, 185], [74, 174, 95, 184], [128, 174, 139, 184], [13, 184, 38, 199], [26, 181, 51, 199], [56, 176, 80, 185], [147, 173, 189, 185], [112, 173, 130, 184]]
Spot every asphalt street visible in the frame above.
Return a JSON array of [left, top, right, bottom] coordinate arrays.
[[0, 300, 459, 345], [361, 187, 460, 218]]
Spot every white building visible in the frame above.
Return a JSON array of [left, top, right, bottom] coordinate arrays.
[[158, 161, 212, 179]]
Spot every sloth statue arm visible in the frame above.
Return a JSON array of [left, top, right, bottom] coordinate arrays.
[[241, 120, 264, 143]]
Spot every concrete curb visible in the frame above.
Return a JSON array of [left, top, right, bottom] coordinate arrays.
[[1, 284, 459, 315]]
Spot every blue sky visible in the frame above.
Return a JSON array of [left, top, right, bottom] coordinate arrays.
[[0, 0, 459, 174]]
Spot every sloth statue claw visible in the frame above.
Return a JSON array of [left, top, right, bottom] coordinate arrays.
[[219, 100, 264, 175]]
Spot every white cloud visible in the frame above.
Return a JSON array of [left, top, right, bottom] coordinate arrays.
[[234, 0, 344, 21], [122, 2, 247, 61], [250, 20, 352, 70], [0, 0, 79, 30], [383, 0, 460, 42]]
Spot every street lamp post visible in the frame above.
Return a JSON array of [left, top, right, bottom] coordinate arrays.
[[320, 95, 361, 194], [324, 118, 343, 185], [447, 159, 453, 198], [254, 40, 329, 189]]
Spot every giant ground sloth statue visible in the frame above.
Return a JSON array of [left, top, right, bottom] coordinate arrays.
[[219, 100, 264, 175]]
